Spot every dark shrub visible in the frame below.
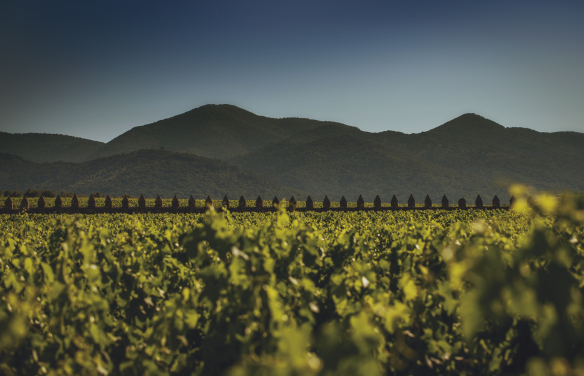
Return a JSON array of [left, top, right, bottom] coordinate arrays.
[[41, 190, 57, 198], [24, 188, 42, 197]]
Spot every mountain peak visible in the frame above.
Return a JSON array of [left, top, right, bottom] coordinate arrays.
[[182, 104, 259, 118], [429, 113, 505, 134]]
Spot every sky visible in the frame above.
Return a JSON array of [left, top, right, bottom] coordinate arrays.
[[1, 0, 583, 142]]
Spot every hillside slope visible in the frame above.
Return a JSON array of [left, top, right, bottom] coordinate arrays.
[[0, 132, 104, 162], [232, 132, 500, 201], [231, 113, 584, 200], [0, 150, 305, 199], [85, 104, 352, 161], [373, 114, 584, 190]]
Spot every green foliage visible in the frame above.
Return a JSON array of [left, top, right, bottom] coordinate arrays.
[[0, 190, 583, 375]]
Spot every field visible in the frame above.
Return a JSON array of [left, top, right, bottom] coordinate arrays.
[[1, 189, 583, 376]]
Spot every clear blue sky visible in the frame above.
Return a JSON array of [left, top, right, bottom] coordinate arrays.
[[1, 0, 583, 142]]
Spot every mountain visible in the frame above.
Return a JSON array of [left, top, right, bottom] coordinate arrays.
[[231, 127, 499, 201], [84, 104, 352, 161], [0, 149, 305, 199], [0, 132, 104, 162], [230, 113, 584, 201], [1, 106, 583, 201], [373, 114, 584, 191]]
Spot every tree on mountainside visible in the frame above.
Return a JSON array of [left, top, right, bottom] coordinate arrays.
[[41, 190, 57, 198], [2, 190, 22, 198], [24, 188, 41, 197]]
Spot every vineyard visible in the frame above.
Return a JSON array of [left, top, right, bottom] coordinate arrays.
[[1, 187, 583, 375]]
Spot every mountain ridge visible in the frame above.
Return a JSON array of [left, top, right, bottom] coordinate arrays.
[[3, 107, 581, 162], [1, 105, 583, 199], [84, 104, 334, 161]]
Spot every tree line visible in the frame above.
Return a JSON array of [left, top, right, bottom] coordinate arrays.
[[1, 188, 108, 199]]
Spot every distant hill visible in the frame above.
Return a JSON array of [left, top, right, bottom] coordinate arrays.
[[0, 149, 305, 199], [231, 128, 500, 201], [230, 113, 584, 201], [1, 106, 583, 201], [84, 104, 353, 161], [0, 132, 104, 162], [373, 114, 584, 192]]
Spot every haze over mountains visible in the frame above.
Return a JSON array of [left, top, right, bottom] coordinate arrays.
[[1, 104, 583, 201]]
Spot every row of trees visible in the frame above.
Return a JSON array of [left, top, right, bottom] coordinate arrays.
[[2, 189, 56, 198], [1, 189, 108, 198]]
